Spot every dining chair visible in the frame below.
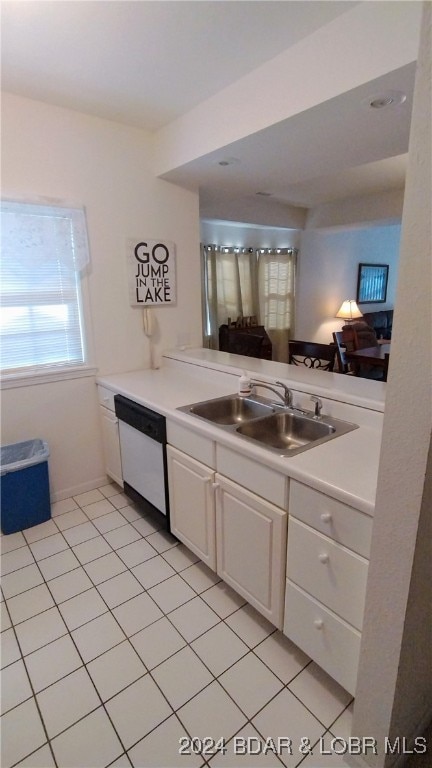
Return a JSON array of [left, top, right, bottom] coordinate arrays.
[[341, 324, 383, 380], [383, 352, 390, 382], [228, 332, 267, 359], [332, 331, 355, 374], [219, 324, 272, 359], [341, 322, 379, 351], [288, 340, 336, 372]]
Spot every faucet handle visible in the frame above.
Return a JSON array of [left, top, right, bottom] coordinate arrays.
[[310, 396, 323, 419], [275, 381, 293, 407]]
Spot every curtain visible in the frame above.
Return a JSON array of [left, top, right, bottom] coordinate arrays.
[[201, 245, 259, 348], [201, 244, 297, 360], [258, 249, 297, 363]]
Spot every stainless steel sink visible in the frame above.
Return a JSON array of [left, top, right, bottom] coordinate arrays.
[[179, 394, 275, 425], [177, 394, 358, 456], [236, 411, 335, 453]]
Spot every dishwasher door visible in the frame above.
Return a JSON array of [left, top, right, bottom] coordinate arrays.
[[118, 420, 167, 515], [114, 395, 168, 518]]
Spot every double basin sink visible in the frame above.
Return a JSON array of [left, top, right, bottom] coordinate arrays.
[[178, 394, 358, 457]]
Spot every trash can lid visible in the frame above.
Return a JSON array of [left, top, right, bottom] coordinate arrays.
[[1, 439, 49, 474]]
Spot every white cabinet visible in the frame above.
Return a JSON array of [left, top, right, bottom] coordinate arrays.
[[288, 480, 372, 559], [284, 480, 371, 695], [167, 446, 216, 570], [216, 475, 287, 629], [284, 582, 361, 697], [97, 386, 123, 487], [287, 518, 368, 631], [166, 441, 288, 628], [99, 406, 123, 486], [167, 420, 215, 467], [216, 445, 287, 508]]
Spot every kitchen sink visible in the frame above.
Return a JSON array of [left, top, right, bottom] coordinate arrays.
[[236, 411, 335, 453], [178, 394, 358, 456], [179, 394, 275, 425]]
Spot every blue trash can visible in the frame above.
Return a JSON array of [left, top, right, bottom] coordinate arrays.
[[1, 439, 51, 535]]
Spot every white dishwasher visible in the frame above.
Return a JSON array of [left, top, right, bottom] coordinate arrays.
[[114, 395, 170, 528]]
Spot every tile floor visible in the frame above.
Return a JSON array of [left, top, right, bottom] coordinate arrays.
[[1, 484, 354, 768]]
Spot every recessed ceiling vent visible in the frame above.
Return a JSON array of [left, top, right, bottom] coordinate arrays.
[[370, 96, 394, 109], [256, 191, 273, 196], [216, 157, 240, 166], [365, 90, 407, 109]]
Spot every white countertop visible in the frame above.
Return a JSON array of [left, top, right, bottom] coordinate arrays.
[[97, 351, 384, 516], [164, 347, 387, 412]]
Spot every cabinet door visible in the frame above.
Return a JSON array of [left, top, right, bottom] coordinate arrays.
[[167, 446, 216, 570], [100, 406, 123, 486], [215, 474, 287, 629]]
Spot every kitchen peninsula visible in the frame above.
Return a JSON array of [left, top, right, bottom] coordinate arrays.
[[97, 347, 385, 695]]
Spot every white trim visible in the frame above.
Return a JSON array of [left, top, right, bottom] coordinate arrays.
[[1, 365, 98, 389], [2, 193, 89, 211], [78, 267, 96, 371], [50, 475, 116, 503]]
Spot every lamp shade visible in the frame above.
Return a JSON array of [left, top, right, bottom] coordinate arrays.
[[336, 300, 363, 321]]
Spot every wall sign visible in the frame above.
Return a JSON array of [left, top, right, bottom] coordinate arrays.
[[127, 238, 176, 307]]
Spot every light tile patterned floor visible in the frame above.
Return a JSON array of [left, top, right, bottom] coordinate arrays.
[[1, 484, 353, 768]]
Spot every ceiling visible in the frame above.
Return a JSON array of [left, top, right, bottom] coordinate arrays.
[[170, 63, 414, 210], [1, 1, 417, 217]]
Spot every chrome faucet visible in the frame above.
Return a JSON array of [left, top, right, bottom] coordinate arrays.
[[310, 395, 323, 419], [250, 379, 293, 407]]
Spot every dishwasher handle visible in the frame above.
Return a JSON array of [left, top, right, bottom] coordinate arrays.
[[114, 395, 166, 444]]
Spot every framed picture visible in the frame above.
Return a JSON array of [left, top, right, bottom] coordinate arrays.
[[357, 263, 389, 304]]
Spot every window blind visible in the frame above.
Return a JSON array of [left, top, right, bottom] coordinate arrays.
[[0, 201, 90, 375], [258, 251, 296, 330]]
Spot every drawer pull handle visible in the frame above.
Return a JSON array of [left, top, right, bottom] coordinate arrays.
[[314, 619, 324, 630], [319, 553, 329, 564], [320, 513, 332, 523]]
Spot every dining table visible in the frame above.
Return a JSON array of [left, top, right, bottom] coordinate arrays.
[[345, 343, 391, 377]]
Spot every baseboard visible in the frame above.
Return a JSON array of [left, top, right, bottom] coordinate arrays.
[[50, 475, 112, 503]]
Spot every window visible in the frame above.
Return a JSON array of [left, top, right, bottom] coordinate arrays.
[[1, 200, 92, 382], [201, 243, 296, 362], [258, 250, 296, 332], [201, 245, 259, 348], [258, 249, 296, 363]]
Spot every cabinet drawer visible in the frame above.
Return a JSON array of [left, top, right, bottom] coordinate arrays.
[[284, 581, 361, 696], [167, 420, 215, 468], [98, 386, 117, 412], [289, 481, 372, 559], [216, 445, 287, 508], [287, 518, 368, 630]]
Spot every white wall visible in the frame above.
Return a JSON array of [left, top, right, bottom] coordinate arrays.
[[305, 189, 404, 230], [154, 2, 421, 175], [1, 93, 202, 499], [200, 198, 307, 230], [296, 223, 401, 343], [1, 378, 106, 503], [200, 219, 300, 250], [353, 3, 432, 762]]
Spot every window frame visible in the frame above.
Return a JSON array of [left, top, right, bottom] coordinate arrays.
[[0, 198, 97, 389]]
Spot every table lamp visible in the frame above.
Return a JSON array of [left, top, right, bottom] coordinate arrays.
[[336, 300, 363, 323]]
